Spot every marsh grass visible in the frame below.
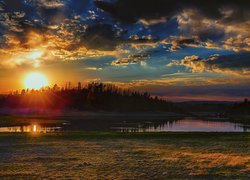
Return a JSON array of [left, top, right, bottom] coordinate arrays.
[[0, 132, 249, 179]]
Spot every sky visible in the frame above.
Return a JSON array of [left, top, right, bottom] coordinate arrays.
[[0, 0, 249, 101]]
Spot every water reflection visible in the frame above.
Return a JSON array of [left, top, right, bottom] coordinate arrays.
[[0, 119, 249, 133], [0, 124, 61, 133], [111, 119, 249, 132]]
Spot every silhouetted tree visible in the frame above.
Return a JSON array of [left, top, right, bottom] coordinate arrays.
[[0, 82, 180, 112]]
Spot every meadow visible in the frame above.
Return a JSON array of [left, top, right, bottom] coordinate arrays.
[[0, 132, 249, 179]]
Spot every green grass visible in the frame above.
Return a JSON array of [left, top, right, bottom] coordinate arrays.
[[0, 132, 249, 179]]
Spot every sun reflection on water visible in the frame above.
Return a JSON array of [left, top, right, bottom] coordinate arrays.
[[33, 124, 37, 133], [0, 124, 61, 133]]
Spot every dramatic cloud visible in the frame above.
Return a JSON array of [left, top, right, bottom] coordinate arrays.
[[0, 0, 250, 100], [95, 0, 178, 23], [168, 53, 250, 76], [176, 8, 250, 51], [0, 0, 249, 69], [162, 36, 202, 51], [223, 35, 250, 52], [80, 24, 120, 51], [0, 30, 117, 68], [95, 0, 250, 23], [95, 0, 250, 52]]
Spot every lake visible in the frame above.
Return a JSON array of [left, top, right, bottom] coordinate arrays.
[[0, 118, 249, 133]]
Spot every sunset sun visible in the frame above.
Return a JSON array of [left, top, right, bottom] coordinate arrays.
[[24, 72, 49, 90]]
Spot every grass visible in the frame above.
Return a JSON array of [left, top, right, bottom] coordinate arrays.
[[0, 132, 249, 179]]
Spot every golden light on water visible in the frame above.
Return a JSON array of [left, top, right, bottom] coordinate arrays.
[[0, 124, 62, 133], [33, 125, 37, 133], [24, 72, 49, 90]]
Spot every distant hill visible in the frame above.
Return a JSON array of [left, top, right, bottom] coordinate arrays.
[[177, 99, 250, 116], [178, 101, 236, 105]]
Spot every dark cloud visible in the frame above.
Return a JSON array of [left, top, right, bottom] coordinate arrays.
[[37, 7, 65, 22], [183, 0, 249, 21], [95, 0, 180, 23], [94, 0, 116, 14], [208, 53, 250, 70], [1, 0, 27, 12], [177, 38, 197, 45], [162, 36, 202, 51], [94, 0, 249, 47], [80, 24, 120, 50], [95, 0, 250, 23]]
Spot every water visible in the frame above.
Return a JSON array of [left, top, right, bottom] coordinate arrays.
[[112, 119, 249, 132], [0, 124, 61, 133], [0, 118, 249, 133]]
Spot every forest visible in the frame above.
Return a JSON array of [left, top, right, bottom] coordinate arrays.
[[0, 82, 249, 115], [0, 82, 179, 112]]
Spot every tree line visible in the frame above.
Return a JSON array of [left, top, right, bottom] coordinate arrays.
[[0, 82, 181, 112], [0, 82, 249, 114]]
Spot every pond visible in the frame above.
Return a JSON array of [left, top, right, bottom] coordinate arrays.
[[0, 124, 61, 133], [0, 118, 249, 133], [112, 119, 249, 132]]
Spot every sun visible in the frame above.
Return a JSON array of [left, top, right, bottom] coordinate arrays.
[[24, 72, 49, 90]]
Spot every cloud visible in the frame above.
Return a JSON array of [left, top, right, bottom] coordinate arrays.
[[162, 34, 249, 52], [138, 17, 168, 26], [80, 24, 120, 51], [176, 9, 225, 40], [223, 35, 250, 52], [38, 0, 65, 9], [109, 73, 250, 90], [0, 0, 249, 71], [0, 31, 117, 69], [167, 53, 250, 76], [95, 0, 250, 23], [111, 53, 149, 66], [176, 8, 250, 51], [85, 67, 103, 71], [129, 35, 222, 52], [162, 36, 202, 51], [110, 78, 250, 101], [0, 0, 126, 69], [95, 0, 250, 53], [0, 1, 126, 68], [1, 0, 27, 11], [94, 0, 179, 23]]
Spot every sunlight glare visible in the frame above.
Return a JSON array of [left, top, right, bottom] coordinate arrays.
[[24, 72, 49, 90], [27, 50, 43, 59]]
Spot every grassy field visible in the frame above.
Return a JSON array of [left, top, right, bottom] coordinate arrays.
[[0, 132, 249, 179]]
